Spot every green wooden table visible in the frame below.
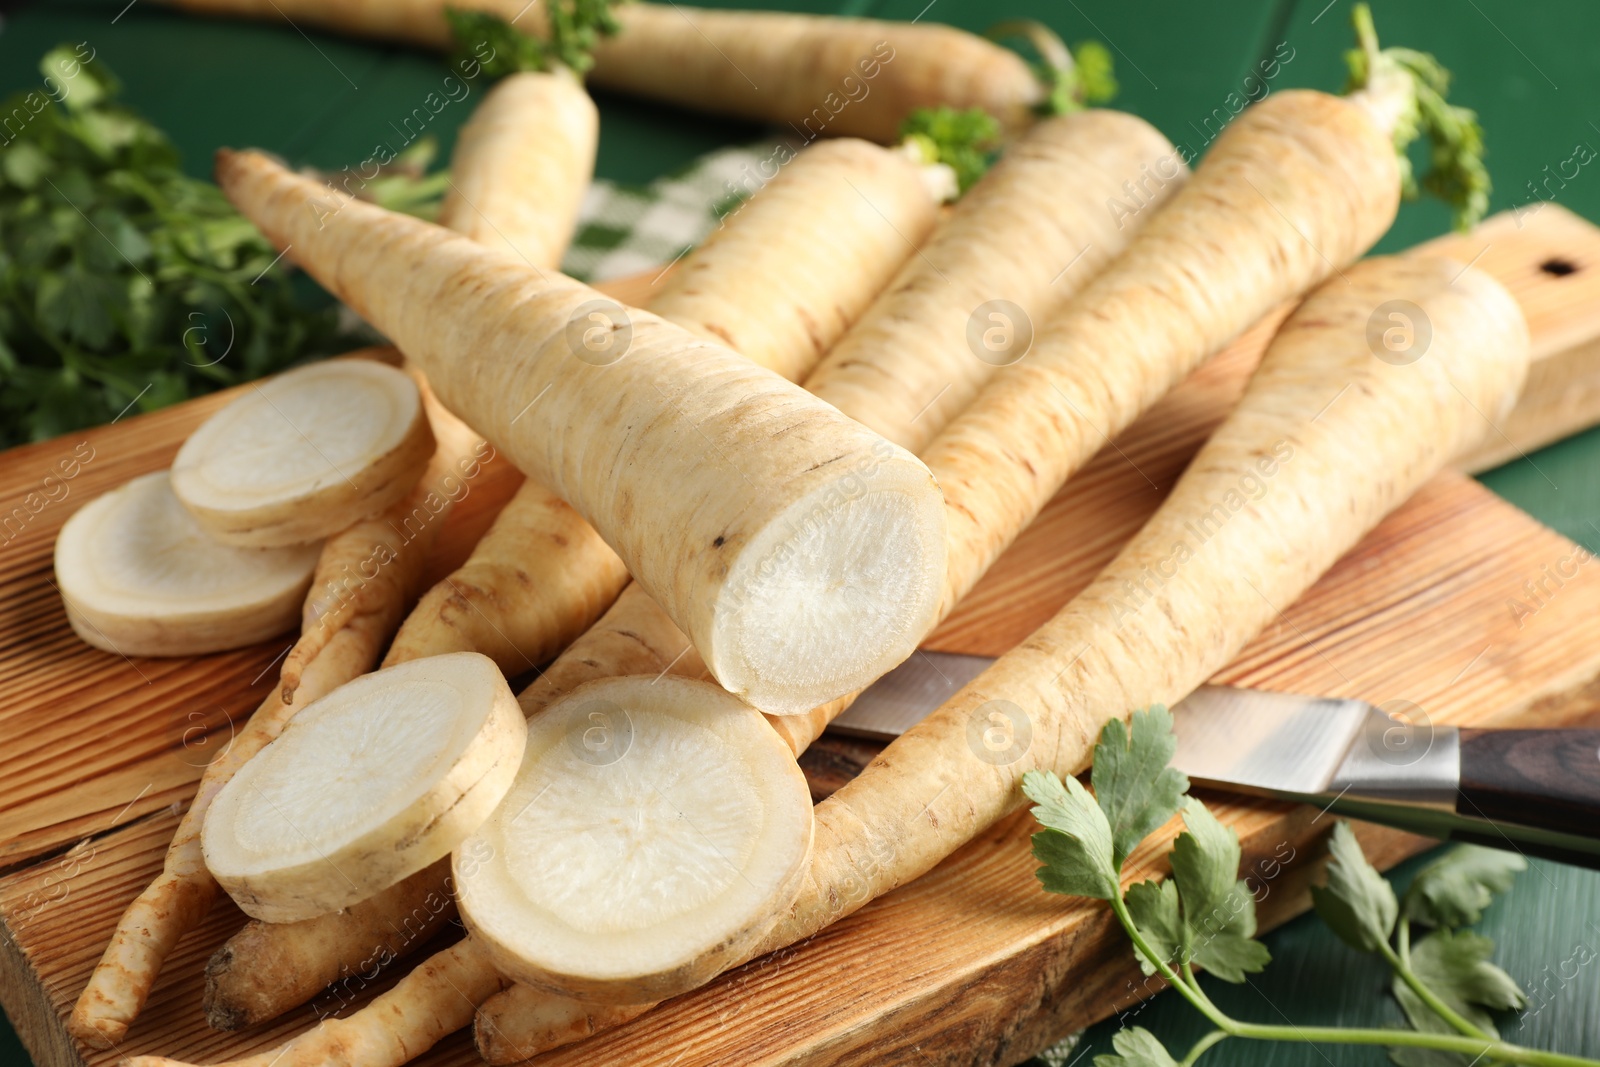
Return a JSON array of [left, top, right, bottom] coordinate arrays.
[[2, 1, 1597, 1063]]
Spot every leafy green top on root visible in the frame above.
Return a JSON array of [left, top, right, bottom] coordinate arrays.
[[447, 0, 624, 79], [1344, 1, 1489, 232], [985, 19, 1118, 116], [899, 107, 1003, 193]]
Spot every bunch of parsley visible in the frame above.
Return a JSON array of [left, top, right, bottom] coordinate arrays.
[[0, 46, 353, 448], [1026, 707, 1593, 1067]]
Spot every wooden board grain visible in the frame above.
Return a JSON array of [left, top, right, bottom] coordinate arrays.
[[3, 208, 1600, 1067]]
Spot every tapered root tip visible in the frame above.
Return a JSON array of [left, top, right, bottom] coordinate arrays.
[[66, 1011, 127, 1051]]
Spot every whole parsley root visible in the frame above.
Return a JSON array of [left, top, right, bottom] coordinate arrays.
[[158, 0, 1049, 140], [763, 251, 1527, 977]]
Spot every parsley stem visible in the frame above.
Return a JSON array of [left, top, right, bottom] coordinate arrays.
[[1106, 894, 1600, 1067], [1379, 931, 1496, 1044], [1178, 1030, 1229, 1066]]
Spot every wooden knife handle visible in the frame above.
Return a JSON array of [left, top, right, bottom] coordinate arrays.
[[1456, 729, 1600, 839]]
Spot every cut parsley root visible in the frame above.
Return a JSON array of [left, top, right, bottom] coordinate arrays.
[[217, 150, 948, 718], [203, 652, 525, 923], [384, 134, 940, 676], [53, 471, 320, 657], [197, 134, 943, 1035], [171, 360, 434, 548], [454, 676, 813, 1004], [754, 254, 1529, 971]]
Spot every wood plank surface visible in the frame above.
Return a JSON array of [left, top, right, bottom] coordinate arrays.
[[3, 208, 1600, 1067]]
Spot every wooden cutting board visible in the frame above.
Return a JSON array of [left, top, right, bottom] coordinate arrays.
[[4, 205, 1600, 1067]]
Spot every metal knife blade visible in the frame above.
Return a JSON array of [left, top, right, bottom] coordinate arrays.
[[828, 650, 1600, 867]]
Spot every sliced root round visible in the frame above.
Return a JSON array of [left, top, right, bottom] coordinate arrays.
[[171, 359, 434, 547], [705, 460, 947, 716], [54, 471, 320, 657], [455, 675, 813, 1004], [203, 651, 526, 923]]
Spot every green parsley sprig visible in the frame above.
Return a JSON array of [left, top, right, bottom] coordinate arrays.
[[898, 107, 1002, 194], [985, 20, 1118, 116], [0, 46, 354, 448], [446, 0, 624, 80], [1024, 707, 1595, 1067]]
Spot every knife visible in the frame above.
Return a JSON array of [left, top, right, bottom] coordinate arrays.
[[828, 651, 1600, 868]]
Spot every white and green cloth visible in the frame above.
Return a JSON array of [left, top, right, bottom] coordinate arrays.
[[559, 139, 790, 282]]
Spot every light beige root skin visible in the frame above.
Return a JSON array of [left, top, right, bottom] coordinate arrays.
[[437, 70, 596, 271], [170, 361, 436, 548], [156, 0, 1040, 140], [204, 858, 457, 1031], [202, 581, 705, 1031], [475, 984, 652, 1064], [198, 128, 927, 1035], [589, 5, 1042, 141], [279, 381, 486, 701], [650, 138, 936, 383], [803, 110, 1185, 453], [760, 255, 1530, 957], [122, 937, 509, 1067], [925, 90, 1402, 616], [217, 150, 947, 716], [518, 581, 709, 715], [383, 479, 631, 675], [68, 619, 387, 1049]]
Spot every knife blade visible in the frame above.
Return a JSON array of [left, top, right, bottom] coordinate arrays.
[[829, 650, 1600, 868]]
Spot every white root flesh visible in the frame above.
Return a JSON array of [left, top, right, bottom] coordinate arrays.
[[217, 150, 948, 717], [54, 471, 320, 657], [203, 652, 526, 923], [171, 360, 434, 548], [455, 676, 812, 1004]]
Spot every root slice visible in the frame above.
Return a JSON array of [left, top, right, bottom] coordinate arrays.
[[456, 676, 812, 1004], [55, 471, 319, 657], [203, 652, 526, 923], [171, 360, 434, 548]]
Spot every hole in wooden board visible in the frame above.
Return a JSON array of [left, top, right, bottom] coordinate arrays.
[[1541, 257, 1580, 276]]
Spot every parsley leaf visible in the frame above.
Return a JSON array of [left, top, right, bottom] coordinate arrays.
[[1401, 846, 1525, 929], [1092, 706, 1190, 866], [1124, 878, 1183, 975], [1170, 798, 1270, 982], [1094, 1027, 1180, 1067], [0, 46, 354, 447], [1390, 929, 1527, 1067], [1023, 768, 1119, 901], [1311, 820, 1398, 953]]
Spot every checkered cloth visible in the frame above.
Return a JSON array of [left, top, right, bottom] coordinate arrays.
[[559, 139, 790, 283]]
